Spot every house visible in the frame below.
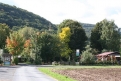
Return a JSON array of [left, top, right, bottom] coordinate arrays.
[[96, 52, 120, 63]]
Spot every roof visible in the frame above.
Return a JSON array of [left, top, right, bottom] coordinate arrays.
[[96, 52, 120, 57], [2, 53, 12, 57]]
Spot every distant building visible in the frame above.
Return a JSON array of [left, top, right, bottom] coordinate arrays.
[[96, 52, 120, 62]]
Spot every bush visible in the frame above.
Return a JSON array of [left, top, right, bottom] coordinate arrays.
[[34, 58, 42, 65], [80, 45, 95, 65], [0, 58, 3, 64], [14, 57, 19, 65]]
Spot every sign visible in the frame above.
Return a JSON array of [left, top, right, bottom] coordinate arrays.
[[4, 61, 11, 66], [76, 49, 80, 56], [2, 53, 12, 66]]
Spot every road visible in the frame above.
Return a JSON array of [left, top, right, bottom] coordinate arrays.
[[0, 66, 18, 81], [12, 66, 57, 81]]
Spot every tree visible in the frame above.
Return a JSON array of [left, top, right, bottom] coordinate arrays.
[[59, 27, 72, 58], [23, 39, 31, 61], [90, 22, 103, 52], [100, 19, 120, 51], [17, 27, 39, 62], [58, 19, 87, 61], [40, 32, 60, 63], [18, 27, 39, 40], [6, 31, 25, 64], [90, 19, 120, 52], [30, 32, 42, 64], [0, 23, 10, 49]]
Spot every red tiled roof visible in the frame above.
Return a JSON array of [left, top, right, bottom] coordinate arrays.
[[96, 52, 114, 57]]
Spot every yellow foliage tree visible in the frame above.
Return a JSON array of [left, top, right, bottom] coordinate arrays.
[[59, 27, 71, 42], [6, 32, 25, 56], [59, 27, 72, 58]]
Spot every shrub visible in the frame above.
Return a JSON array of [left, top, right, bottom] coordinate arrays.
[[80, 45, 95, 65], [0, 58, 3, 64], [14, 57, 19, 65]]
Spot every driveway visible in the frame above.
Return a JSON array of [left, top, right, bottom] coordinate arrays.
[[12, 66, 57, 81]]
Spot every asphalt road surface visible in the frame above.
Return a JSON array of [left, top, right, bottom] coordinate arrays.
[[12, 66, 57, 81], [0, 66, 18, 81]]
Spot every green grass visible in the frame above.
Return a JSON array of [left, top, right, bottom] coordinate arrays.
[[38, 68, 76, 81]]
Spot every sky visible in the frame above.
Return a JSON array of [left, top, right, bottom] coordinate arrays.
[[0, 0, 121, 27]]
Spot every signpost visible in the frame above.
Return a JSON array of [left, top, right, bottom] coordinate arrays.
[[76, 49, 80, 56], [76, 49, 80, 65], [2, 53, 12, 66]]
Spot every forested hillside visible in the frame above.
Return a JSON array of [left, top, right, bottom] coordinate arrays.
[[81, 23, 95, 38], [0, 2, 94, 36], [0, 3, 56, 30]]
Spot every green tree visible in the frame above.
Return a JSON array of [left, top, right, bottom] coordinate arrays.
[[18, 26, 39, 40], [90, 19, 120, 52], [0, 23, 10, 49], [100, 19, 120, 51], [58, 19, 87, 61], [40, 32, 60, 63], [90, 22, 103, 52], [30, 32, 42, 64]]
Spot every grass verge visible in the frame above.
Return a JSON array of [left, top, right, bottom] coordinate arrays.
[[38, 68, 76, 81]]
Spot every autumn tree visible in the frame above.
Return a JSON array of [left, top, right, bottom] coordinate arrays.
[[23, 39, 31, 61], [6, 31, 25, 64], [59, 27, 72, 58], [18, 27, 39, 61]]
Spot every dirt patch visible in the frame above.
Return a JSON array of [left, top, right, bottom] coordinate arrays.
[[52, 68, 121, 81]]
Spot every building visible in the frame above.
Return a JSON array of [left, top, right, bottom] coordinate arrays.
[[96, 52, 120, 63]]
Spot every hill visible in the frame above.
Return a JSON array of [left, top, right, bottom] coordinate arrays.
[[0, 3, 56, 30], [81, 23, 95, 38]]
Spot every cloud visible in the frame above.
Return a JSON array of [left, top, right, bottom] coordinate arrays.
[[1, 0, 121, 27], [86, 0, 121, 26], [13, 0, 89, 23]]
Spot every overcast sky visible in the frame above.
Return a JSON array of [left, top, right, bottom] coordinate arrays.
[[0, 0, 121, 27]]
